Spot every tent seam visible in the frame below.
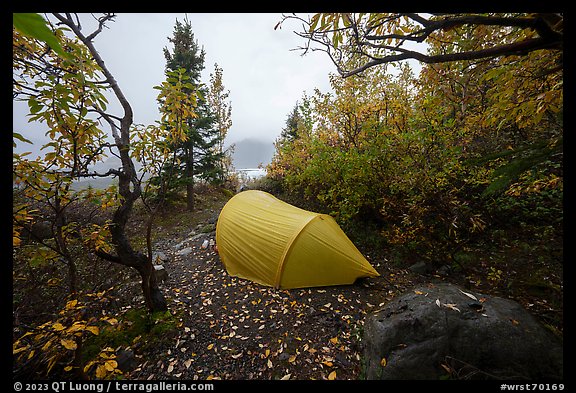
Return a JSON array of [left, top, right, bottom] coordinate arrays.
[[273, 214, 323, 289]]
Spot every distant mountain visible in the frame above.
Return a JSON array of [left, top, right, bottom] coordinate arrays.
[[230, 138, 275, 169]]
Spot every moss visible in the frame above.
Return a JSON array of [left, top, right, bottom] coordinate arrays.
[[82, 308, 179, 364]]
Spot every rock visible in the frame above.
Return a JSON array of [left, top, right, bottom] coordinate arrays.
[[174, 239, 189, 250], [154, 265, 168, 283], [176, 247, 193, 256], [116, 349, 137, 372], [436, 264, 452, 276], [152, 251, 168, 265], [277, 352, 290, 361], [363, 283, 563, 380], [408, 261, 431, 275], [190, 233, 205, 241]]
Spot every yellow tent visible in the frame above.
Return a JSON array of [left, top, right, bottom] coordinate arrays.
[[215, 190, 379, 289]]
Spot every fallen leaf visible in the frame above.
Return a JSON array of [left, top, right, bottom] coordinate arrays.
[[414, 290, 424, 295], [329, 337, 339, 345], [328, 370, 337, 380], [207, 343, 214, 350], [380, 357, 387, 367], [435, 299, 441, 307], [95, 364, 107, 379], [52, 322, 65, 331], [288, 355, 297, 363], [267, 359, 273, 368], [60, 339, 77, 350], [459, 289, 478, 301], [440, 363, 452, 374], [442, 303, 461, 312], [280, 373, 291, 380]]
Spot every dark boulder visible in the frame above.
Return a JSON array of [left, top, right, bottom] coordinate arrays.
[[363, 283, 563, 380]]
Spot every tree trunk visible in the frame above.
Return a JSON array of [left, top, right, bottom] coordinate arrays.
[[108, 172, 168, 313], [186, 144, 195, 211], [137, 254, 168, 312], [53, 13, 168, 313]]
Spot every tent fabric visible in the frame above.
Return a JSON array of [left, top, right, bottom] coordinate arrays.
[[215, 190, 379, 289]]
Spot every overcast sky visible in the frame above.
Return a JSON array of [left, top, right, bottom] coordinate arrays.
[[13, 13, 336, 157]]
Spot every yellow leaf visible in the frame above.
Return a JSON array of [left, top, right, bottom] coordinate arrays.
[[207, 343, 214, 350], [288, 355, 297, 363], [330, 337, 339, 345], [380, 357, 387, 367], [41, 339, 53, 351], [328, 370, 337, 380], [52, 322, 66, 331], [104, 360, 118, 372], [84, 360, 96, 373], [95, 364, 107, 378], [47, 355, 58, 375], [86, 326, 99, 336], [67, 322, 86, 333], [265, 349, 270, 358], [64, 366, 73, 372], [280, 373, 291, 380], [322, 361, 333, 367], [65, 299, 78, 309], [267, 359, 273, 368], [61, 339, 77, 350]]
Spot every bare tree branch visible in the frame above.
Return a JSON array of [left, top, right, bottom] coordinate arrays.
[[281, 13, 563, 78], [86, 13, 116, 42]]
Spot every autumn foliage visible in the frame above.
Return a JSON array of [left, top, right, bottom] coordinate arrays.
[[268, 20, 562, 266]]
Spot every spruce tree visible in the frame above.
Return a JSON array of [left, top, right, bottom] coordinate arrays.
[[159, 16, 224, 210]]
